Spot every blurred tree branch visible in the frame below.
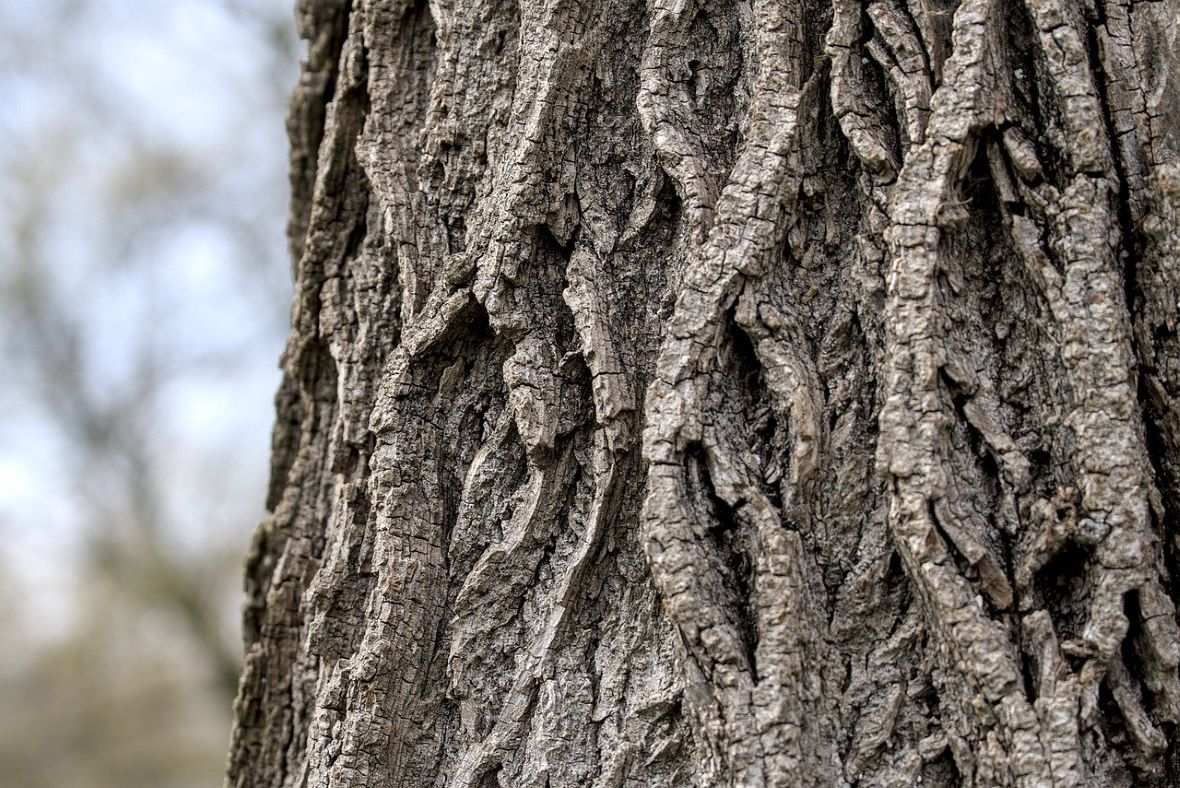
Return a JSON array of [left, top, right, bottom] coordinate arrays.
[[0, 1, 298, 785]]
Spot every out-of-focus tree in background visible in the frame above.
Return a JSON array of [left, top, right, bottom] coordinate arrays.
[[0, 1, 297, 785]]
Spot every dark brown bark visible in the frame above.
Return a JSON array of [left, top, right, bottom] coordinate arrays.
[[228, 0, 1180, 783]]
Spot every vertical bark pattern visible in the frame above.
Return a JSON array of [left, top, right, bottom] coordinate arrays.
[[229, 0, 1180, 783]]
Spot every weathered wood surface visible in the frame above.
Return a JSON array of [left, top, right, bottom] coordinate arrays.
[[228, 0, 1180, 783]]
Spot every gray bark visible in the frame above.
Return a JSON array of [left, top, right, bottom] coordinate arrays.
[[227, 0, 1180, 783]]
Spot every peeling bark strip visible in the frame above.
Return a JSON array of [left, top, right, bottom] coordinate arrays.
[[228, 0, 1180, 782]]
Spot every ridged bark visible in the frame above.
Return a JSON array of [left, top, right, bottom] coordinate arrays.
[[228, 0, 1180, 783]]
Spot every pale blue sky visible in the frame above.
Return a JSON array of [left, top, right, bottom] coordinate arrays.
[[0, 0, 298, 639]]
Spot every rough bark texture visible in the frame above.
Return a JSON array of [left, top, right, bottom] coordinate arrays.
[[228, 0, 1180, 783]]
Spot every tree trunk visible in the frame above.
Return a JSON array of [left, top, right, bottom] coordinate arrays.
[[227, 0, 1180, 783]]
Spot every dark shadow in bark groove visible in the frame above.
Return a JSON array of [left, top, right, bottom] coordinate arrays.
[[1034, 539, 1091, 645], [687, 442, 760, 678]]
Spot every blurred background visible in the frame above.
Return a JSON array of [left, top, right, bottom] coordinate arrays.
[[0, 1, 298, 785]]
